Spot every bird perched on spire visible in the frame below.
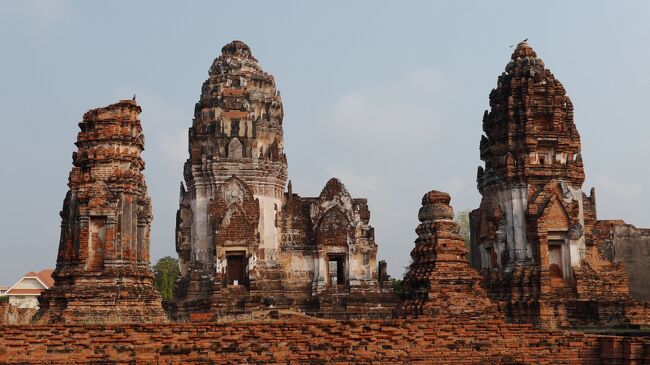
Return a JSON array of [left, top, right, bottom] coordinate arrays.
[[510, 38, 528, 48], [132, 94, 136, 101]]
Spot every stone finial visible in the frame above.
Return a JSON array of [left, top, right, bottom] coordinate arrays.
[[511, 40, 537, 59], [221, 40, 255, 59], [418, 190, 453, 222]]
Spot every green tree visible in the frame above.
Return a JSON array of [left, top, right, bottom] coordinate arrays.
[[454, 210, 471, 251], [390, 278, 405, 299], [152, 256, 180, 302], [391, 259, 413, 299]]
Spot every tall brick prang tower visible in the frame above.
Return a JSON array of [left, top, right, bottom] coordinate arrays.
[[173, 41, 397, 318], [469, 42, 634, 328], [36, 99, 167, 324], [174, 40, 288, 314]]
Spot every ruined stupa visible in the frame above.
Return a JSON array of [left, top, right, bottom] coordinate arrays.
[[399, 190, 499, 320], [36, 99, 167, 323]]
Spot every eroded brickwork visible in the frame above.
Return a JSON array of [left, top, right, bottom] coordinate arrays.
[[399, 190, 500, 320], [469, 41, 648, 328], [0, 302, 37, 325], [3, 181, 650, 363], [3, 320, 650, 364], [35, 99, 167, 324], [3, 38, 649, 363], [595, 220, 650, 301], [174, 41, 396, 319]]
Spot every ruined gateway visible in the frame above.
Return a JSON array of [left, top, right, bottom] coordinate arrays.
[[173, 41, 397, 318], [469, 41, 649, 328]]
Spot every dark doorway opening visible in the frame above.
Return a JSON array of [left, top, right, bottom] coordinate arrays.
[[328, 255, 345, 286], [548, 240, 564, 279], [226, 252, 248, 287]]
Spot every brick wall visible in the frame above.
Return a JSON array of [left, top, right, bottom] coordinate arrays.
[[0, 302, 6, 325], [0, 302, 37, 325], [3, 318, 647, 364], [595, 221, 650, 301]]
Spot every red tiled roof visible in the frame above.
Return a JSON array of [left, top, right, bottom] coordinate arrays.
[[5, 268, 54, 296], [4, 288, 43, 295], [37, 269, 54, 288], [19, 269, 54, 288]]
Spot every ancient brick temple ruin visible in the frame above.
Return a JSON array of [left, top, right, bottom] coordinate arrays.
[[4, 189, 650, 364], [398, 190, 500, 321], [469, 41, 650, 328], [35, 99, 167, 324], [173, 41, 396, 319], [3, 38, 650, 364]]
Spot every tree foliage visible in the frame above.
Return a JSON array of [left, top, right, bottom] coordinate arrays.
[[152, 256, 180, 302], [454, 209, 471, 251], [390, 278, 405, 299], [390, 259, 413, 299]]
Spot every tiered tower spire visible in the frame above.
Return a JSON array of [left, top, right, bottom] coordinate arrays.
[[36, 99, 167, 323]]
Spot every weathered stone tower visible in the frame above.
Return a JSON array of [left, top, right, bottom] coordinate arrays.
[[36, 99, 167, 324], [469, 42, 636, 328], [174, 41, 396, 318], [473, 41, 586, 272], [174, 40, 287, 314]]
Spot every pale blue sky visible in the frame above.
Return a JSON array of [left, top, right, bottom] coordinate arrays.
[[1, 1, 649, 284]]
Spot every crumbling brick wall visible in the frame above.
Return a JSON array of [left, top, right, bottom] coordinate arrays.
[[594, 220, 650, 301], [0, 302, 37, 325], [2, 319, 648, 364], [0, 302, 7, 325]]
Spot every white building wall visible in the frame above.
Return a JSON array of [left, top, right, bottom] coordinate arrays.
[[8, 296, 39, 309]]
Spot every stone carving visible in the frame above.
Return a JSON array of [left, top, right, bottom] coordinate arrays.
[[569, 223, 584, 240], [227, 138, 243, 159], [224, 181, 244, 206], [560, 180, 574, 202]]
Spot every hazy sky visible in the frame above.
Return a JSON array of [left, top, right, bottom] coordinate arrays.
[[1, 1, 649, 285]]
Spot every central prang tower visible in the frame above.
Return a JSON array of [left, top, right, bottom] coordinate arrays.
[[174, 41, 397, 319], [175, 41, 287, 314]]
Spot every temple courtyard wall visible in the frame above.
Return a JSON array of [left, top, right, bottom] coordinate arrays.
[[0, 318, 649, 364]]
